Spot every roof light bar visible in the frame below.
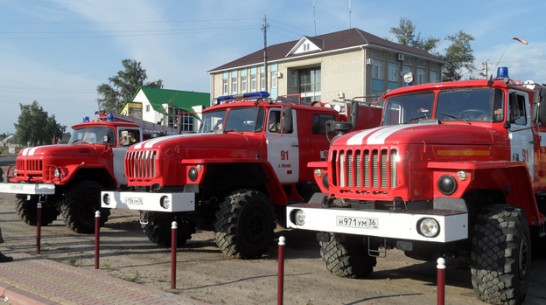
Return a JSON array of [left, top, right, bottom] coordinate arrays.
[[216, 91, 270, 103]]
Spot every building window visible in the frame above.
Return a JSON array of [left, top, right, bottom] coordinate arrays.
[[178, 112, 195, 132], [388, 62, 398, 82], [417, 68, 425, 84], [145, 105, 150, 112], [372, 60, 384, 93], [303, 43, 310, 51], [223, 78, 228, 95], [271, 72, 277, 89], [299, 67, 321, 104], [260, 72, 265, 91], [291, 71, 298, 88], [430, 71, 438, 83], [241, 75, 247, 93], [231, 75, 237, 94], [250, 74, 257, 92], [372, 60, 383, 79]]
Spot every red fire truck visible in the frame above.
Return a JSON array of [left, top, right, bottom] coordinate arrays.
[[101, 92, 382, 258], [0, 112, 175, 233], [287, 68, 546, 305]]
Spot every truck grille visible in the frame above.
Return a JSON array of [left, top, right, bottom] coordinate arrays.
[[332, 148, 398, 190], [16, 158, 43, 178], [126, 150, 158, 179]]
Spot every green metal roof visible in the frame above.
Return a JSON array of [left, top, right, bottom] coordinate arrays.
[[139, 87, 210, 114]]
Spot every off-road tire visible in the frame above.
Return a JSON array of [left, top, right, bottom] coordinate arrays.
[[214, 189, 275, 259], [60, 180, 110, 234], [319, 233, 377, 278], [142, 212, 196, 247], [471, 204, 531, 305], [15, 194, 59, 226]]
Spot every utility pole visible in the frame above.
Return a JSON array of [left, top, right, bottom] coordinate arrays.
[[262, 15, 269, 92], [480, 60, 489, 79]]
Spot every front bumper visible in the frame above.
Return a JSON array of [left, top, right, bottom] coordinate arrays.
[[287, 203, 468, 243], [101, 191, 195, 212], [0, 182, 55, 195]]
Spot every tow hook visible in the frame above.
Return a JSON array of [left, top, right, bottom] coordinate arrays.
[[139, 211, 149, 225]]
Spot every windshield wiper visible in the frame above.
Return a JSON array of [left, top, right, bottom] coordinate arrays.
[[438, 113, 471, 125], [405, 115, 428, 124]]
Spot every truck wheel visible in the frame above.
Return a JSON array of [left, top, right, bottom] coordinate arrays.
[[142, 212, 196, 247], [60, 180, 110, 234], [471, 204, 531, 305], [319, 233, 376, 278], [214, 189, 275, 259], [15, 194, 59, 226]]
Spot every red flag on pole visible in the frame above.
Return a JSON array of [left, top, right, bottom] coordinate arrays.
[[513, 37, 529, 45]]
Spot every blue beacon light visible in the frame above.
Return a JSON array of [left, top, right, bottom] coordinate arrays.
[[496, 67, 509, 79]]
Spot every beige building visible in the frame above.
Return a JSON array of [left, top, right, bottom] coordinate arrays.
[[209, 28, 443, 104]]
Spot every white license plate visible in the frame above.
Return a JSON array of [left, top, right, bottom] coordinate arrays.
[[336, 216, 378, 229], [124, 197, 144, 206]]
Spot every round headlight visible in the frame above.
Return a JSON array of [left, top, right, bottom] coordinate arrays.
[[290, 209, 306, 226], [188, 167, 198, 181], [314, 168, 323, 177], [102, 193, 110, 206], [160, 196, 171, 210], [54, 168, 62, 178], [418, 218, 440, 237], [437, 175, 457, 195]]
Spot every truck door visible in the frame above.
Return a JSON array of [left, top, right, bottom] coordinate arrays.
[[266, 108, 299, 183], [508, 91, 534, 176]]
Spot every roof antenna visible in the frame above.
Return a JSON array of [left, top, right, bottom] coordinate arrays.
[[349, 0, 352, 29], [313, 0, 316, 36]]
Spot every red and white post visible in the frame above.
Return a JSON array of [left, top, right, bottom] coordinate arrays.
[[171, 221, 177, 290], [36, 201, 42, 254], [94, 211, 101, 269], [277, 236, 285, 305], [437, 257, 445, 305]]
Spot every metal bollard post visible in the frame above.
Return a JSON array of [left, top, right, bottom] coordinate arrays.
[[437, 257, 445, 305], [36, 201, 42, 254], [171, 221, 177, 290], [277, 236, 285, 305], [94, 211, 101, 269]]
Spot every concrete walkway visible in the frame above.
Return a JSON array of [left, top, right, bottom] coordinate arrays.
[[0, 247, 208, 305]]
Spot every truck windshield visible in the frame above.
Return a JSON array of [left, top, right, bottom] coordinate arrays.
[[200, 108, 265, 133], [383, 88, 504, 125], [69, 126, 114, 145]]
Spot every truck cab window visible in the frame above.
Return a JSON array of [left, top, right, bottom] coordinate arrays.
[[437, 88, 504, 122], [119, 129, 140, 146], [313, 114, 335, 135], [509, 93, 527, 126], [383, 92, 434, 125]]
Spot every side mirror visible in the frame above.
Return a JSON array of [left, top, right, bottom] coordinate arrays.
[[539, 102, 546, 125], [350, 100, 359, 129]]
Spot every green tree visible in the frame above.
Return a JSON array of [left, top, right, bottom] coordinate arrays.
[[441, 30, 475, 81], [14, 101, 66, 146], [97, 59, 163, 113], [389, 17, 440, 53], [390, 18, 475, 81]]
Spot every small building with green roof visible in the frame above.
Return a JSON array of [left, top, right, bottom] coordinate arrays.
[[123, 87, 210, 133]]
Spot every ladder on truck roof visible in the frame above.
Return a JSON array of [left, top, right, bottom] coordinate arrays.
[[99, 112, 178, 136]]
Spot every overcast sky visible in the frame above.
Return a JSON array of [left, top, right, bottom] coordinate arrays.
[[1, 0, 545, 134]]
